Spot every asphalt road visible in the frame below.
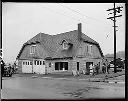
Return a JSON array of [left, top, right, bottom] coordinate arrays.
[[1, 75, 125, 99]]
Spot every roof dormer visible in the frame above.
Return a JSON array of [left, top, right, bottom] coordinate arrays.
[[60, 39, 73, 50]]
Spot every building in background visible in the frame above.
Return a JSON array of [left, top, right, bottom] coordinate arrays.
[[16, 23, 104, 74]]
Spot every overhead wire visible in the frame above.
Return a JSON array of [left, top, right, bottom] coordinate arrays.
[[57, 3, 113, 29], [41, 4, 112, 39], [57, 3, 115, 39], [41, 5, 86, 24]]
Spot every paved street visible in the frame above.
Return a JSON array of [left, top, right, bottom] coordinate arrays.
[[1, 74, 125, 99]]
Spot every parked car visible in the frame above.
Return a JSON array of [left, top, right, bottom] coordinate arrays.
[[109, 63, 122, 72], [2, 65, 13, 77], [109, 58, 124, 72]]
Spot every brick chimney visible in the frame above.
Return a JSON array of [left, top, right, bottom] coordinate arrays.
[[78, 23, 82, 41]]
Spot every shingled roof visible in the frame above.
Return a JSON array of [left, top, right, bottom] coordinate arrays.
[[17, 30, 104, 59]]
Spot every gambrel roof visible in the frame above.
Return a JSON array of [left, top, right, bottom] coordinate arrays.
[[17, 30, 104, 59]]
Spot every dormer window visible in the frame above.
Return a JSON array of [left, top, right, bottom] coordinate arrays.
[[63, 41, 69, 50], [30, 45, 36, 54], [60, 39, 72, 50]]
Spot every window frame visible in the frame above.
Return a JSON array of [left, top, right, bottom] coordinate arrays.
[[30, 45, 36, 54]]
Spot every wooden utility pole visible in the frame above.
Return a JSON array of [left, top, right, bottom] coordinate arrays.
[[107, 3, 123, 73]]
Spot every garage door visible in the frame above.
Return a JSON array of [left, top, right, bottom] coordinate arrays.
[[22, 60, 32, 73], [33, 60, 45, 74]]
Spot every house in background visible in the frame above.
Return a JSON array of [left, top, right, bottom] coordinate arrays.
[[16, 23, 104, 74]]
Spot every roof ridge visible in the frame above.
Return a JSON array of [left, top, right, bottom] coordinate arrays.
[[52, 30, 77, 36], [81, 32, 99, 44]]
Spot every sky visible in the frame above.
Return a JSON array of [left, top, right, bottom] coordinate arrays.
[[2, 3, 125, 63]]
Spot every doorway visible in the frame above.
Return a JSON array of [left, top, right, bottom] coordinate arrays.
[[77, 62, 79, 71], [86, 62, 93, 75]]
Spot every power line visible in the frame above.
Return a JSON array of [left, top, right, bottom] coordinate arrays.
[[41, 4, 113, 35], [57, 3, 112, 28], [58, 3, 121, 38], [41, 5, 87, 24], [57, 3, 101, 21]]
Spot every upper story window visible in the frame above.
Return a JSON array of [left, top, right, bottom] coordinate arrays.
[[89, 45, 92, 54], [87, 45, 92, 54], [62, 40, 70, 50], [60, 39, 72, 50], [30, 45, 36, 54], [63, 42, 68, 50]]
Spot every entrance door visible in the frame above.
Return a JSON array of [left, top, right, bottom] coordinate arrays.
[[77, 62, 79, 71], [86, 62, 93, 74]]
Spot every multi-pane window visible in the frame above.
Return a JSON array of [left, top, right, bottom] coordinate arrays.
[[34, 60, 44, 65], [30, 45, 36, 54], [22, 61, 33, 65], [55, 62, 68, 70]]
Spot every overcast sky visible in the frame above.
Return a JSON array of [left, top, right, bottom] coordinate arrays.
[[2, 3, 125, 63]]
